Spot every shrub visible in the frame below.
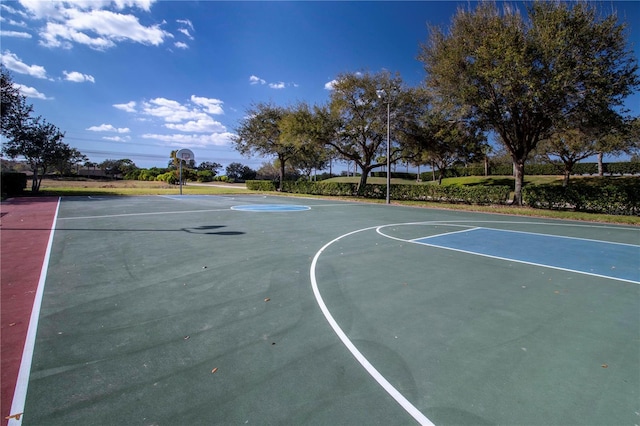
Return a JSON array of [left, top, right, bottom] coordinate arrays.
[[1, 172, 27, 196], [156, 172, 178, 184], [246, 180, 277, 191], [196, 170, 214, 182], [253, 180, 510, 204], [523, 179, 639, 215]]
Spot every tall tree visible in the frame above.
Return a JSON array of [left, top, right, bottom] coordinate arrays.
[[232, 103, 294, 190], [197, 161, 223, 175], [279, 102, 330, 180], [1, 65, 31, 135], [419, 1, 639, 204], [538, 107, 632, 185], [3, 117, 68, 192], [325, 71, 406, 193], [99, 158, 137, 178]]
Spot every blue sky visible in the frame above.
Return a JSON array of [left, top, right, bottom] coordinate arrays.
[[1, 1, 639, 171]]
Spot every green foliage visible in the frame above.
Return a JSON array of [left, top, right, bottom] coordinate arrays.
[[420, 1, 639, 204], [156, 171, 178, 184], [250, 179, 510, 204], [226, 162, 257, 182], [138, 169, 163, 181], [1, 172, 27, 196], [196, 170, 214, 182], [523, 179, 639, 215], [246, 180, 277, 191], [99, 158, 137, 177]]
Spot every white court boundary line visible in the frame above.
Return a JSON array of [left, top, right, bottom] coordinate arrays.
[[8, 197, 61, 426], [310, 226, 435, 426]]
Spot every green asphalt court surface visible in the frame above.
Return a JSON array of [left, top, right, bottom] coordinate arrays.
[[18, 195, 640, 425]]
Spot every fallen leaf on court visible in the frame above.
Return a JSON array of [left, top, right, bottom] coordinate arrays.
[[5, 413, 22, 420], [9, 322, 16, 327], [554, 290, 560, 294], [602, 364, 608, 368], [264, 298, 270, 302], [202, 266, 207, 269], [184, 336, 190, 340], [211, 367, 218, 374]]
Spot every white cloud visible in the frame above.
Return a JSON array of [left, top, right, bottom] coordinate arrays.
[[177, 28, 193, 40], [249, 75, 266, 85], [174, 41, 188, 49], [86, 124, 130, 133], [0, 30, 32, 38], [141, 97, 195, 123], [250, 75, 296, 89], [141, 132, 235, 147], [165, 117, 226, 133], [13, 83, 51, 100], [18, 0, 170, 51], [113, 101, 137, 112], [324, 79, 338, 90], [64, 70, 95, 83], [118, 94, 233, 147], [190, 95, 224, 115], [176, 18, 193, 30], [1, 50, 48, 79], [102, 135, 131, 142], [1, 4, 30, 20]]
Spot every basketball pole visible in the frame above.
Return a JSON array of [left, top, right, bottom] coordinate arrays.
[[179, 160, 183, 195]]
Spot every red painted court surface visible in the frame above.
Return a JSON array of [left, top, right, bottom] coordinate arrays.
[[1, 197, 59, 426], [1, 194, 638, 425]]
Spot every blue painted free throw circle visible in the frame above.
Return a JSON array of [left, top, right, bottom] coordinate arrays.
[[231, 204, 310, 212]]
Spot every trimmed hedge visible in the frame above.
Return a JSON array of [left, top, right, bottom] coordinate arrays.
[[523, 180, 640, 215], [1, 172, 27, 196], [447, 161, 639, 177], [247, 180, 511, 205], [246, 180, 277, 191]]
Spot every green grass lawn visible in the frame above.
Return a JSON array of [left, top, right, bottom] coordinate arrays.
[[27, 178, 250, 197]]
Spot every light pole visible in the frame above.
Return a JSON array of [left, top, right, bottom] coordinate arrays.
[[385, 98, 390, 204], [377, 89, 392, 204]]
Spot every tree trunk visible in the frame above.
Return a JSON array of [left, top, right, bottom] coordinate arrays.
[[31, 169, 39, 192], [278, 157, 285, 191], [597, 152, 604, 177], [484, 155, 489, 177], [356, 170, 368, 195], [513, 160, 525, 206]]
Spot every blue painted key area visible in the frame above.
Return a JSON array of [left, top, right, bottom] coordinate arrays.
[[414, 228, 639, 283]]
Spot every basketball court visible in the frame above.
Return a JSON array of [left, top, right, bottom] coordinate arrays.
[[2, 194, 638, 425]]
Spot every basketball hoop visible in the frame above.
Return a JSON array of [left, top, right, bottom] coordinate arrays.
[[176, 149, 195, 195]]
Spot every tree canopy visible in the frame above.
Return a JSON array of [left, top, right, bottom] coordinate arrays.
[[1, 66, 83, 192], [419, 1, 639, 204], [232, 103, 294, 190]]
